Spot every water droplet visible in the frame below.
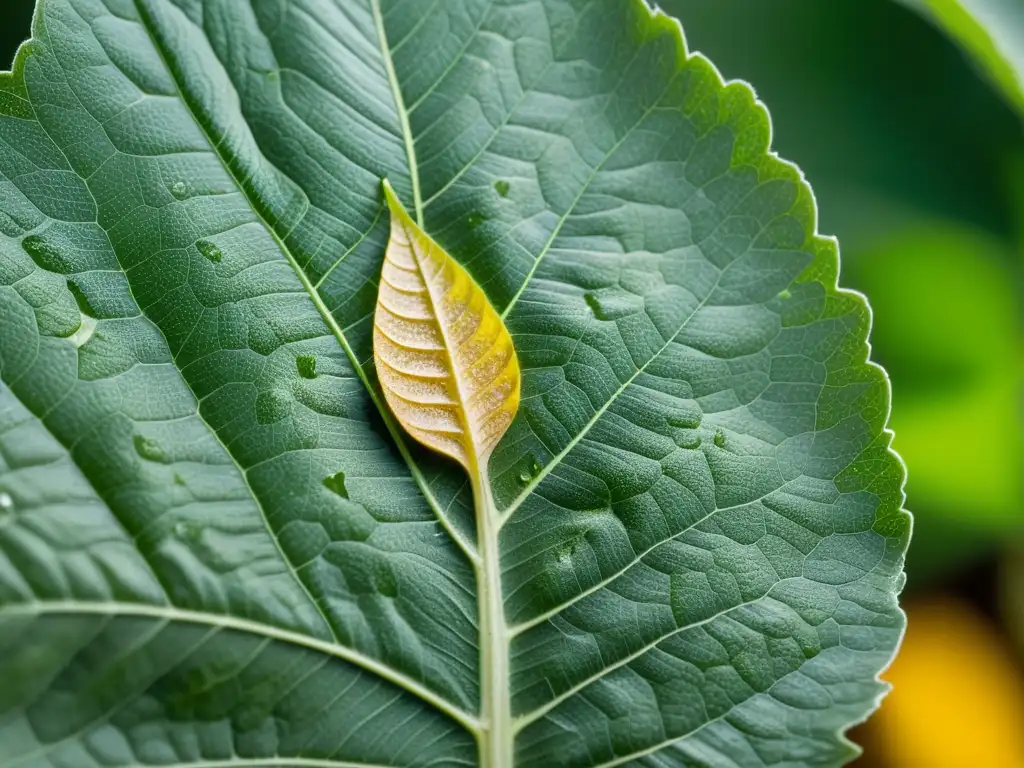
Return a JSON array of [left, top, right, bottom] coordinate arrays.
[[0, 492, 13, 526], [517, 454, 543, 484], [666, 414, 701, 430], [23, 235, 73, 273], [494, 180, 510, 198], [323, 470, 348, 499], [66, 278, 98, 317], [174, 521, 201, 541], [69, 315, 98, 348], [170, 181, 189, 200], [173, 473, 186, 486], [296, 355, 317, 379], [466, 212, 485, 229], [255, 390, 290, 424], [713, 428, 726, 448], [133, 434, 165, 462], [803, 646, 820, 659], [196, 239, 223, 263], [778, 288, 792, 300]]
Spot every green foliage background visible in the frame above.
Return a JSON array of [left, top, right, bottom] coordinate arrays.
[[659, 0, 1023, 583]]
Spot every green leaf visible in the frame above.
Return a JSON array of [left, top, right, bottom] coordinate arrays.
[[899, 0, 1024, 117], [0, 1, 909, 766]]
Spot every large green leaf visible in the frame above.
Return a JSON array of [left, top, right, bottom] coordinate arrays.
[[0, 1, 909, 766], [900, 0, 1024, 117]]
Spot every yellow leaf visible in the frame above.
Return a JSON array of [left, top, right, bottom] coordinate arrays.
[[373, 180, 520, 475]]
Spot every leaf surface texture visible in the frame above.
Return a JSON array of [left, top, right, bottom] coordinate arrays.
[[0, 1, 910, 766]]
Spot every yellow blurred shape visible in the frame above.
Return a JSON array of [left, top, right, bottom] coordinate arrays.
[[872, 598, 1024, 767]]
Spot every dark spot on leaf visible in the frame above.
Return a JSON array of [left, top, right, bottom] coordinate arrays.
[[667, 414, 701, 430], [296, 355, 317, 379], [196, 239, 223, 263], [66, 279, 98, 317], [324, 470, 349, 499], [133, 434, 165, 462]]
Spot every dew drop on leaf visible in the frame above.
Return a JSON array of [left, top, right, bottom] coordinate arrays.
[[714, 428, 726, 448], [196, 240, 223, 263], [778, 288, 792, 300], [323, 470, 349, 499], [466, 212, 485, 229], [133, 434, 165, 462], [296, 355, 317, 379], [170, 181, 189, 200], [173, 521, 201, 542], [69, 315, 98, 348], [0, 492, 13, 516], [494, 180, 510, 198]]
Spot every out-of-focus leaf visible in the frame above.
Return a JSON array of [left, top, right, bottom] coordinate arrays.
[[870, 598, 1024, 767], [846, 222, 1022, 578], [1002, 546, 1024, 658], [900, 0, 1024, 117]]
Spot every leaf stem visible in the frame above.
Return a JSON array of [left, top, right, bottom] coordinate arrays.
[[472, 464, 513, 767]]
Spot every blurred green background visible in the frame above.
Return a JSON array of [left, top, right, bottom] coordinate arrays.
[[3, 1, 1023, 765]]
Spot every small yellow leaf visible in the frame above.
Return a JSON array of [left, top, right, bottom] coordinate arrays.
[[373, 180, 520, 473]]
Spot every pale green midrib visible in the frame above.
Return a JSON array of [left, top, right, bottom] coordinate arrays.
[[1, 600, 480, 733], [371, 0, 424, 227], [130, 0, 478, 566], [472, 467, 514, 767], [125, 0, 481, 726], [511, 576, 802, 734], [394, 193, 512, 765]]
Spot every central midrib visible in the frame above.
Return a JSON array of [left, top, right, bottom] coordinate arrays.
[[370, 2, 513, 763]]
